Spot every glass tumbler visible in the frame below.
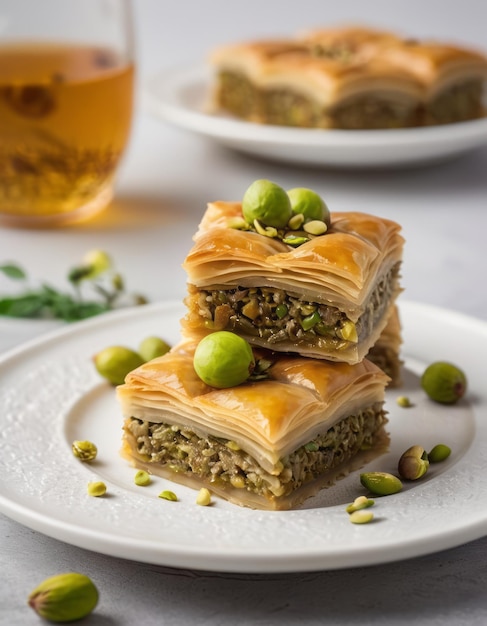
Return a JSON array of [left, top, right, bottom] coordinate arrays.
[[0, 0, 135, 227]]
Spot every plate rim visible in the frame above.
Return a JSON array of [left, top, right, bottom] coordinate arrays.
[[0, 299, 486, 573]]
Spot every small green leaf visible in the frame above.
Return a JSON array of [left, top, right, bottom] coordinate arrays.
[[0, 264, 27, 280], [0, 294, 46, 317]]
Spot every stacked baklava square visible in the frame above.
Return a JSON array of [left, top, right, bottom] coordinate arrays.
[[118, 184, 404, 509]]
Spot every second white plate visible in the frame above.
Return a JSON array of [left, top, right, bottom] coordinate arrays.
[[145, 65, 487, 168]]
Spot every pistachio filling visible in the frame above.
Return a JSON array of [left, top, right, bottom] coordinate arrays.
[[125, 404, 387, 501], [216, 71, 418, 129], [188, 263, 400, 351], [216, 71, 485, 129]]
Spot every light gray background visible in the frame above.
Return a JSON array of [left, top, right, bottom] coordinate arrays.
[[1, 1, 487, 624]]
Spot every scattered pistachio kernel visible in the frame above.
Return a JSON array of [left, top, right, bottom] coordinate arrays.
[[28, 572, 99, 622], [282, 235, 310, 246], [196, 488, 212, 506], [253, 219, 278, 238], [396, 395, 412, 408], [428, 444, 452, 463], [72, 440, 98, 462], [398, 445, 429, 480], [87, 481, 107, 497], [303, 219, 328, 236], [134, 470, 151, 486], [226, 216, 250, 230], [159, 490, 178, 501], [287, 213, 305, 230], [346, 495, 375, 514], [360, 472, 403, 496], [349, 509, 374, 524]]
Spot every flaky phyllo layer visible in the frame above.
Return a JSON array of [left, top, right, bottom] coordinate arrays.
[[182, 203, 404, 364], [117, 341, 390, 510]]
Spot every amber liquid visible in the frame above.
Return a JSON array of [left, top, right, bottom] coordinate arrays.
[[0, 42, 134, 225]]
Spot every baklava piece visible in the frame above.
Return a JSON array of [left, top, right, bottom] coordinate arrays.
[[367, 306, 403, 386], [182, 201, 404, 364], [210, 38, 423, 129], [209, 26, 487, 129], [375, 39, 487, 125], [118, 341, 390, 510]]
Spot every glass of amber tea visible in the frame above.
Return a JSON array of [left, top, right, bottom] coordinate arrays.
[[0, 0, 135, 227]]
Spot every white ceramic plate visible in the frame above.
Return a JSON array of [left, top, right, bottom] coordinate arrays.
[[145, 65, 487, 168], [0, 300, 486, 573]]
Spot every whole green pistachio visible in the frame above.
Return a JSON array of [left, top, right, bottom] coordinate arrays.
[[242, 179, 292, 228], [138, 336, 171, 362], [421, 361, 467, 404], [193, 331, 255, 388], [28, 572, 98, 623], [93, 345, 145, 385]]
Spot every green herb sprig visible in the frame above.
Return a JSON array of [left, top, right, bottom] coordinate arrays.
[[0, 250, 147, 322]]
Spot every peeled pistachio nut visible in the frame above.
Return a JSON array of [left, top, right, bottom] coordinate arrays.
[[428, 444, 452, 463], [159, 490, 178, 501], [398, 445, 429, 480], [360, 472, 403, 496], [196, 488, 212, 506], [346, 495, 375, 514], [28, 572, 99, 623], [303, 220, 328, 236], [349, 509, 374, 524], [253, 219, 278, 238], [193, 331, 255, 388], [226, 216, 250, 230], [287, 213, 305, 230], [138, 336, 171, 362], [134, 470, 151, 486], [72, 440, 97, 462], [242, 179, 292, 228], [282, 235, 309, 246], [93, 346, 145, 386], [87, 481, 106, 497], [396, 395, 412, 408]]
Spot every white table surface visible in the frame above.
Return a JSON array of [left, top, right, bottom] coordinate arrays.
[[2, 1, 487, 624]]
